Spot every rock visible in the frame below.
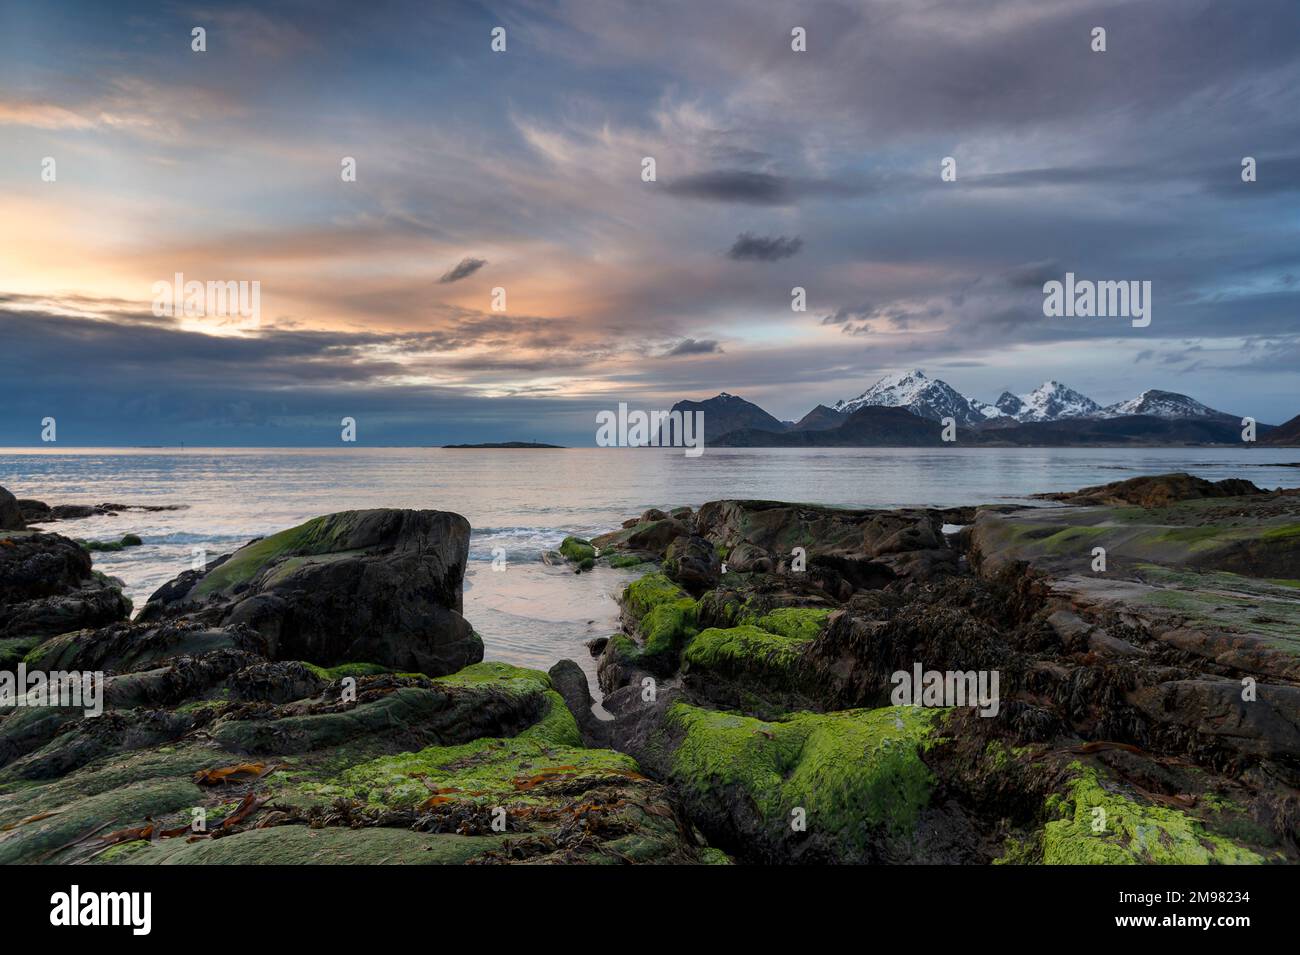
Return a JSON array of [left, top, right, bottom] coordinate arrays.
[[10, 499, 186, 524], [81, 534, 144, 552], [628, 701, 957, 863], [0, 531, 131, 641], [141, 509, 482, 677], [50, 504, 103, 519], [0, 661, 715, 865], [625, 518, 688, 556], [558, 536, 595, 562], [662, 535, 720, 595], [227, 660, 325, 703], [1036, 472, 1264, 508], [591, 485, 1298, 864], [1087, 629, 1142, 658], [0, 487, 24, 531], [547, 659, 612, 747], [15, 500, 49, 524], [601, 572, 698, 684], [725, 541, 772, 573], [1127, 680, 1300, 759]]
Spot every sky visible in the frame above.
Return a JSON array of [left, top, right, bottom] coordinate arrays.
[[1, 0, 1297, 446]]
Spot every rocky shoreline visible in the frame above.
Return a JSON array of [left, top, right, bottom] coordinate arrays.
[[0, 473, 1296, 864]]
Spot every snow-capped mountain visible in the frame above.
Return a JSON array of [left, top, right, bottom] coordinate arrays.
[[834, 369, 989, 425], [995, 380, 1101, 422], [1099, 389, 1234, 422]]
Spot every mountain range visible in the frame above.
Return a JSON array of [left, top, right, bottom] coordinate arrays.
[[664, 369, 1289, 447]]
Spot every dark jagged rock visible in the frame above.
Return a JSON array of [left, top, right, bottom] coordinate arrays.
[[14, 498, 189, 524], [662, 535, 721, 595], [138, 509, 482, 677], [0, 488, 24, 531], [547, 658, 612, 748], [0, 530, 132, 647]]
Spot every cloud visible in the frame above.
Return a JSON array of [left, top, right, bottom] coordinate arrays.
[[665, 170, 869, 205], [2, 0, 1299, 434], [0, 99, 96, 130], [820, 304, 873, 326], [438, 257, 488, 283], [1002, 260, 1060, 289], [661, 338, 723, 357], [727, 233, 802, 262]]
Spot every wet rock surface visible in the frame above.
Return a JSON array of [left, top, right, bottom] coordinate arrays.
[[0, 529, 133, 660], [2, 473, 1296, 866], [138, 509, 484, 677], [0, 504, 715, 865], [582, 473, 1299, 864]]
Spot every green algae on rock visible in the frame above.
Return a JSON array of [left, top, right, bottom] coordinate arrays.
[[558, 536, 596, 563], [652, 702, 945, 862], [1041, 765, 1274, 864], [611, 572, 699, 674]]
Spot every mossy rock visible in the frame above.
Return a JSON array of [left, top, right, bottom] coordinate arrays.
[[656, 702, 944, 862], [743, 607, 831, 642], [0, 776, 204, 864], [558, 536, 596, 563], [0, 635, 41, 670], [684, 625, 808, 684], [617, 573, 698, 673], [1041, 765, 1276, 864], [281, 688, 636, 813]]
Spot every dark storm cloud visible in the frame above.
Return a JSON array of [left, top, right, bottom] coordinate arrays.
[[727, 233, 803, 262], [665, 170, 871, 205], [1001, 261, 1060, 289], [438, 257, 488, 283], [0, 303, 623, 445], [661, 338, 723, 357], [820, 304, 873, 326]]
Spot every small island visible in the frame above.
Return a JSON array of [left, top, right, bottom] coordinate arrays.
[[441, 441, 565, 449]]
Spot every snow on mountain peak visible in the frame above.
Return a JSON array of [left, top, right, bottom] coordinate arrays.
[[828, 371, 1228, 428], [1100, 389, 1225, 420], [1014, 380, 1101, 422], [834, 369, 985, 424]]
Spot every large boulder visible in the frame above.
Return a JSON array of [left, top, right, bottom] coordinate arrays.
[[0, 487, 24, 531], [140, 509, 482, 677], [0, 530, 131, 647]]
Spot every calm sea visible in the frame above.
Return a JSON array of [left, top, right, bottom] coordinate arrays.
[[3, 447, 1297, 691]]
